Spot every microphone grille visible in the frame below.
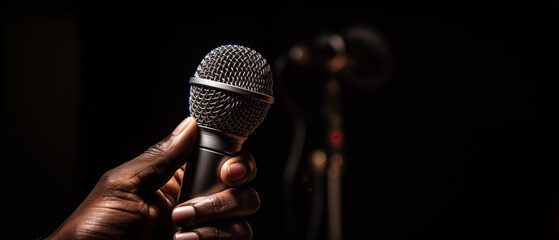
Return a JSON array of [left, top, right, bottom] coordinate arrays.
[[189, 45, 273, 137]]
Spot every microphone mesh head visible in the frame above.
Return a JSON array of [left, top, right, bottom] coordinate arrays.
[[189, 45, 273, 137]]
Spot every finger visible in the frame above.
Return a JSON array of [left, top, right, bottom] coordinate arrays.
[[101, 117, 197, 196], [220, 151, 257, 186], [175, 220, 252, 240], [159, 164, 186, 204], [172, 187, 260, 228]]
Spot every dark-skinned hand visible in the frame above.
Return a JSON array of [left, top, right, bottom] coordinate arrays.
[[47, 117, 260, 240]]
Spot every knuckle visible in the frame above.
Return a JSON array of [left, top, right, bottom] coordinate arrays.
[[208, 192, 234, 214], [99, 168, 122, 186], [98, 168, 136, 192], [212, 226, 224, 239], [144, 141, 169, 157], [203, 221, 252, 240], [221, 187, 261, 214]]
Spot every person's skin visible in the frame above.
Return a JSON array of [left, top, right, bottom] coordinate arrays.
[[47, 117, 260, 240]]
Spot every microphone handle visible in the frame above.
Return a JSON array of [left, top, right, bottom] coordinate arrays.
[[176, 126, 247, 203], [177, 148, 230, 203]]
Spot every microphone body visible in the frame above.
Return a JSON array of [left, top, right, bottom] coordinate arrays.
[[177, 45, 273, 203], [178, 127, 246, 201]]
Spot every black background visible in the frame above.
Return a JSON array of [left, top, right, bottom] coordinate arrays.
[[2, 2, 558, 239]]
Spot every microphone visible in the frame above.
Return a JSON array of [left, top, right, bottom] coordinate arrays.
[[177, 45, 274, 202], [288, 26, 391, 89]]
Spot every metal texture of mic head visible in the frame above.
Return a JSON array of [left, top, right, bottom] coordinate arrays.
[[189, 45, 273, 137]]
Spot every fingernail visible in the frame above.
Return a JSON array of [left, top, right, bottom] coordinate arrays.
[[172, 117, 192, 135], [228, 162, 247, 182], [175, 232, 198, 240], [172, 205, 195, 226]]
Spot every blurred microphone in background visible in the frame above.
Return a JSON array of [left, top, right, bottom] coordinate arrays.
[[276, 25, 392, 240]]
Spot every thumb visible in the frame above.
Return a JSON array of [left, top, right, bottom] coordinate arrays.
[[103, 117, 197, 196]]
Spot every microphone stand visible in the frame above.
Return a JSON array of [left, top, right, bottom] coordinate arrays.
[[324, 76, 344, 240]]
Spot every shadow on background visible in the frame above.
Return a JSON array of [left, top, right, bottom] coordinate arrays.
[[1, 1, 558, 239]]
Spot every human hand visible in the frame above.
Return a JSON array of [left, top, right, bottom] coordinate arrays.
[[47, 117, 260, 240]]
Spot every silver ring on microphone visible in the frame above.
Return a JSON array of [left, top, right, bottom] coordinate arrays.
[[189, 77, 275, 104]]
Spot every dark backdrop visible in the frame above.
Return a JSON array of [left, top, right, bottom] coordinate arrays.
[[2, 2, 557, 239]]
